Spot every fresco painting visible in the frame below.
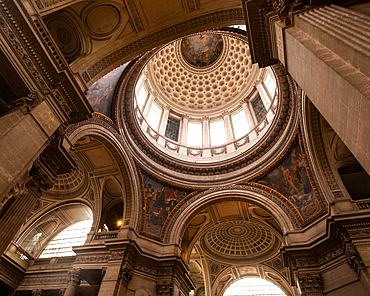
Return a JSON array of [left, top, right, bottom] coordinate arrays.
[[142, 172, 193, 237], [257, 141, 321, 221], [181, 34, 223, 67], [86, 62, 130, 119]]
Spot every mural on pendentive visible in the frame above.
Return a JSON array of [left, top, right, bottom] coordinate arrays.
[[86, 62, 130, 119], [141, 172, 194, 237], [256, 141, 324, 222]]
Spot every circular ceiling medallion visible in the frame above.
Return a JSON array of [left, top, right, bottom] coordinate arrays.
[[58, 29, 71, 44], [201, 220, 280, 263], [86, 5, 120, 36], [180, 34, 223, 67]]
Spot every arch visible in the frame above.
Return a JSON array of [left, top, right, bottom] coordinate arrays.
[[66, 118, 141, 230], [16, 202, 92, 258], [164, 184, 301, 245]]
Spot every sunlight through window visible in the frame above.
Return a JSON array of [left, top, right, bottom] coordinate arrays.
[[223, 278, 286, 296], [39, 220, 93, 258]]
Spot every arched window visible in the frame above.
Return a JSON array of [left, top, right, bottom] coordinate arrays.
[[39, 219, 93, 258], [223, 278, 286, 296]]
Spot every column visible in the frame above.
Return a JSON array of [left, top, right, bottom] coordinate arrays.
[[223, 111, 234, 143], [255, 80, 271, 110], [142, 93, 155, 119], [158, 107, 170, 136], [202, 117, 210, 148], [180, 115, 189, 145], [64, 268, 81, 296], [242, 100, 257, 131]]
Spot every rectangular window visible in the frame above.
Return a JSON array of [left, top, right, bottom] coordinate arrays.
[[252, 94, 267, 123], [165, 116, 180, 142], [232, 109, 250, 139], [210, 120, 227, 146], [147, 103, 162, 130], [187, 122, 202, 147], [264, 73, 276, 98], [136, 87, 148, 111]]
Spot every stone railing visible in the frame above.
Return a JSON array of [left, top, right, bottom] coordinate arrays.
[[94, 231, 119, 240], [134, 96, 278, 163]]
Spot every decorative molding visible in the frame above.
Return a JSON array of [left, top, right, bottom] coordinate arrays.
[[124, 0, 145, 32], [21, 277, 69, 285]]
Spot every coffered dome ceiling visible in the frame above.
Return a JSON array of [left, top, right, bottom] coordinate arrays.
[[147, 33, 259, 116]]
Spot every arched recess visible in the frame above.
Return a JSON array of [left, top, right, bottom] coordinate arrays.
[[97, 176, 125, 231], [65, 118, 140, 230], [164, 184, 301, 246], [15, 202, 92, 258]]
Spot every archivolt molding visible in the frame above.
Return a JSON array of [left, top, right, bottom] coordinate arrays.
[[66, 118, 140, 228], [117, 30, 298, 188], [164, 184, 302, 245]]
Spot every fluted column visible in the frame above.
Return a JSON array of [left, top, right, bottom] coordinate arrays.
[[242, 100, 256, 131], [142, 93, 155, 119], [255, 80, 271, 110], [180, 115, 189, 145], [64, 268, 81, 296], [158, 107, 170, 136], [202, 117, 210, 148], [223, 111, 234, 142]]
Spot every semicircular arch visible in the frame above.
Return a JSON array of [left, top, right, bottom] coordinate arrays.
[[164, 184, 301, 245]]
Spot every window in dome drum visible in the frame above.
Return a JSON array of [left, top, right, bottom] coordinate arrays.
[[165, 116, 180, 142], [252, 94, 267, 124]]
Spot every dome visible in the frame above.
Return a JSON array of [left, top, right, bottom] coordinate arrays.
[[131, 32, 279, 163]]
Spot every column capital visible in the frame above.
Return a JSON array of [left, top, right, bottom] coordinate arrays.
[[32, 289, 44, 296], [202, 116, 210, 122], [297, 273, 323, 295], [182, 114, 189, 120], [222, 111, 230, 117], [119, 263, 133, 286], [68, 268, 81, 285], [253, 79, 263, 87], [156, 281, 173, 296]]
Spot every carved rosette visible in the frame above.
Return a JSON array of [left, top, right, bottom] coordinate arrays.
[[156, 281, 173, 295], [297, 273, 323, 295]]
